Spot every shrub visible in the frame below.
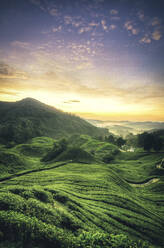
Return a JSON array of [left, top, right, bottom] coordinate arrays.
[[102, 154, 114, 163], [57, 147, 94, 163], [0, 210, 73, 248], [53, 192, 69, 204], [0, 192, 25, 212], [32, 189, 53, 203], [41, 138, 68, 162], [74, 231, 151, 248]]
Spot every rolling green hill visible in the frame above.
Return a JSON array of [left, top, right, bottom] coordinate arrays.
[[0, 136, 164, 247], [0, 98, 108, 144], [41, 134, 120, 163], [0, 100, 164, 248]]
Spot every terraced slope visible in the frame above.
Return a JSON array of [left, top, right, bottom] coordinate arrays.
[[0, 137, 55, 179], [0, 162, 164, 247], [0, 136, 164, 247]]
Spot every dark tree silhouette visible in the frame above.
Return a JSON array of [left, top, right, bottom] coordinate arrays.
[[116, 137, 126, 147], [152, 136, 163, 152], [105, 135, 115, 144], [137, 132, 163, 152]]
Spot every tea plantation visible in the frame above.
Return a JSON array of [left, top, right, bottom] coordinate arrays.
[[0, 136, 164, 247]]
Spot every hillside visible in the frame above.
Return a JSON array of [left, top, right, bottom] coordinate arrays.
[[0, 136, 164, 247], [0, 98, 108, 144], [0, 100, 164, 247]]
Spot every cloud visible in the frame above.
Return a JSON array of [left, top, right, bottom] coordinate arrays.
[[48, 8, 59, 16], [0, 62, 28, 79], [110, 9, 118, 15], [11, 41, 30, 49], [63, 16, 85, 31], [70, 100, 80, 103], [1, 59, 164, 121], [30, 0, 60, 17], [150, 17, 162, 40], [109, 24, 117, 30], [64, 16, 73, 25], [0, 89, 20, 97], [66, 41, 100, 62], [152, 29, 162, 40], [63, 100, 80, 104], [137, 10, 144, 21], [30, 0, 46, 12], [152, 17, 161, 26], [52, 26, 62, 33], [110, 16, 120, 21], [76, 62, 93, 70], [78, 26, 92, 34], [124, 21, 139, 35], [89, 22, 99, 27], [101, 20, 108, 31], [0, 63, 12, 76], [124, 21, 133, 31], [131, 28, 139, 35], [72, 21, 82, 28], [139, 36, 151, 44]]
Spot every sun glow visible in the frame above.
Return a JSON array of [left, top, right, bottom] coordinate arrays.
[[0, 0, 164, 121]]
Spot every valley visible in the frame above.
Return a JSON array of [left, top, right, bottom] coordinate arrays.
[[87, 120, 164, 137]]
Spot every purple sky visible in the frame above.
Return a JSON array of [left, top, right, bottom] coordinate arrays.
[[0, 0, 164, 121]]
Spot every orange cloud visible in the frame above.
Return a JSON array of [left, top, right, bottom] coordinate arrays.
[[152, 30, 162, 40]]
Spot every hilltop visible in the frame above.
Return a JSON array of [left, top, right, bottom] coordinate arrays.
[[0, 98, 108, 144]]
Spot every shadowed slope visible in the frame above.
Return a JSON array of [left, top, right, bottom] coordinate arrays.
[[0, 98, 108, 144]]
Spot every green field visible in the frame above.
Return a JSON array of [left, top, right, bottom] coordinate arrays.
[[0, 136, 164, 247]]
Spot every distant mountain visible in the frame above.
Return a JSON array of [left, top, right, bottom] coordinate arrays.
[[105, 125, 134, 137], [0, 98, 108, 144], [87, 119, 164, 136]]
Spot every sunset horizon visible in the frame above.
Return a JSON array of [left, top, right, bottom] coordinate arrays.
[[1, 96, 164, 122], [0, 0, 164, 121]]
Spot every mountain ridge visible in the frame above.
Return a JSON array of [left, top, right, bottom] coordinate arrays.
[[0, 98, 108, 144]]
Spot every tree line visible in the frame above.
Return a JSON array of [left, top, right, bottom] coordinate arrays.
[[100, 131, 164, 152], [137, 132, 163, 152]]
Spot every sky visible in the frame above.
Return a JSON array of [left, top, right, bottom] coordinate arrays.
[[0, 0, 164, 121]]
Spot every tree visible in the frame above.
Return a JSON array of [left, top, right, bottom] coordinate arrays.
[[105, 135, 115, 144], [152, 135, 163, 152], [41, 138, 68, 162], [116, 137, 126, 147], [126, 133, 138, 147], [138, 132, 154, 151], [102, 154, 114, 163], [138, 132, 164, 152]]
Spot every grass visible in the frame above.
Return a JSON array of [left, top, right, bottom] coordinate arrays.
[[0, 137, 55, 179], [68, 134, 119, 162], [110, 152, 164, 182], [0, 135, 164, 247]]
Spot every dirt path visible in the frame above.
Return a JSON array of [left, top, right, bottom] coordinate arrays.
[[0, 161, 71, 184], [129, 178, 160, 187], [1, 158, 163, 186], [156, 159, 164, 169], [129, 159, 164, 187]]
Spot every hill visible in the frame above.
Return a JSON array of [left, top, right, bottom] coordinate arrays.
[[41, 134, 120, 164], [0, 98, 108, 144], [0, 137, 164, 247]]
